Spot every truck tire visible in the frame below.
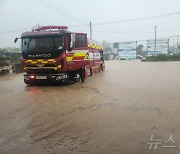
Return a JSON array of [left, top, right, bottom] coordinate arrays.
[[63, 78, 70, 85], [90, 68, 92, 76], [100, 64, 103, 71], [80, 68, 85, 82]]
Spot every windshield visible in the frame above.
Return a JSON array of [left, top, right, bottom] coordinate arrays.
[[22, 35, 64, 52]]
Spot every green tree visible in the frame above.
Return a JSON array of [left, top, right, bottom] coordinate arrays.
[[136, 44, 144, 55]]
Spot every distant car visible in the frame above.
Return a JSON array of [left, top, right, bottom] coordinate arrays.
[[136, 55, 145, 61], [108, 55, 115, 60], [0, 63, 10, 74]]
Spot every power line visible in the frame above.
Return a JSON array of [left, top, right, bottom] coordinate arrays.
[[35, 0, 76, 22], [1, 26, 180, 36], [92, 28, 180, 34], [155, 29, 180, 33], [125, 35, 180, 43], [122, 19, 180, 32], [61, 11, 180, 27], [1, 11, 180, 36], [0, 27, 33, 35], [109, 35, 180, 45], [2, 26, 180, 35], [91, 11, 180, 26], [34, 0, 86, 24], [93, 30, 154, 34]]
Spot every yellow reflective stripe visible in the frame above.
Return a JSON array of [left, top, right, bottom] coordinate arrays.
[[57, 65, 62, 68], [74, 52, 87, 57], [27, 59, 56, 64], [66, 57, 73, 62], [31, 61, 37, 64], [48, 59, 55, 62], [37, 59, 43, 62], [42, 61, 48, 64], [26, 65, 61, 70], [66, 52, 88, 61]]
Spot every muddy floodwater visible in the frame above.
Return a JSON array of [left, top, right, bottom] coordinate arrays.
[[0, 60, 180, 154]]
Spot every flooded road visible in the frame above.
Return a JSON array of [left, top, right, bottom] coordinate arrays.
[[0, 60, 180, 154]]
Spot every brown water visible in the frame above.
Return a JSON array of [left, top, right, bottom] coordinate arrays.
[[0, 60, 180, 154]]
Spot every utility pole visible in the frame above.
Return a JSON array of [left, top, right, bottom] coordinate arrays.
[[146, 40, 149, 52], [177, 35, 179, 51], [168, 39, 170, 53], [173, 39, 175, 53], [136, 41, 138, 58], [154, 26, 157, 52], [136, 41, 138, 49], [90, 21, 92, 40]]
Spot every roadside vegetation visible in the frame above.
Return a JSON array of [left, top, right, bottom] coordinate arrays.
[[0, 47, 21, 64], [144, 54, 180, 61]]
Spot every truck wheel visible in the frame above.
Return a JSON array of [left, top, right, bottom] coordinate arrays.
[[100, 64, 103, 71], [99, 65, 101, 72], [73, 73, 81, 83], [81, 75, 84, 82], [80, 68, 85, 82], [63, 78, 70, 85], [90, 68, 92, 76]]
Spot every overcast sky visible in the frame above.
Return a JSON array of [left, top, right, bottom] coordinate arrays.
[[0, 0, 180, 48]]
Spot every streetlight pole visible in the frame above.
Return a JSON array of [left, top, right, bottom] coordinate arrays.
[[136, 41, 138, 59], [168, 39, 170, 53], [90, 21, 92, 40], [154, 26, 157, 52], [177, 35, 179, 51], [173, 39, 175, 53]]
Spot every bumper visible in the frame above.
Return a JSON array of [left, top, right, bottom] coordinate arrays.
[[24, 73, 69, 84]]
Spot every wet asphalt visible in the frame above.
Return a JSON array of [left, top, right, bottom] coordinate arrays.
[[0, 60, 180, 154]]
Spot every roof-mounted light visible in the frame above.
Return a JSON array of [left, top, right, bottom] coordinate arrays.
[[35, 25, 68, 31]]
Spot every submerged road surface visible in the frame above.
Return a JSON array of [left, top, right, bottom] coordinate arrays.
[[0, 61, 180, 154]]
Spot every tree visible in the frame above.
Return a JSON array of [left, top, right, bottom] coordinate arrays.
[[136, 44, 144, 55], [0, 47, 21, 64], [113, 42, 119, 48]]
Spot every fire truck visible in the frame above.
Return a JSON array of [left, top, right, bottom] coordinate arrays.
[[14, 26, 105, 84]]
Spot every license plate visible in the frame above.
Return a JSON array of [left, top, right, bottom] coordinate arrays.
[[36, 76, 47, 79]]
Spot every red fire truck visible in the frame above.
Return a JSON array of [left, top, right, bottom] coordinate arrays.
[[14, 26, 105, 84]]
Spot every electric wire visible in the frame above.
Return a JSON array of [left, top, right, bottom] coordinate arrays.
[[34, 0, 86, 24]]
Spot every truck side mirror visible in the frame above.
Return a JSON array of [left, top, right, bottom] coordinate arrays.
[[68, 34, 74, 51], [14, 37, 20, 43]]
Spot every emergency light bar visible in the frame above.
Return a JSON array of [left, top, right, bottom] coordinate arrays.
[[35, 26, 68, 31]]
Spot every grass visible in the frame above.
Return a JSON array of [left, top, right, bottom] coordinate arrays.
[[144, 54, 180, 61]]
